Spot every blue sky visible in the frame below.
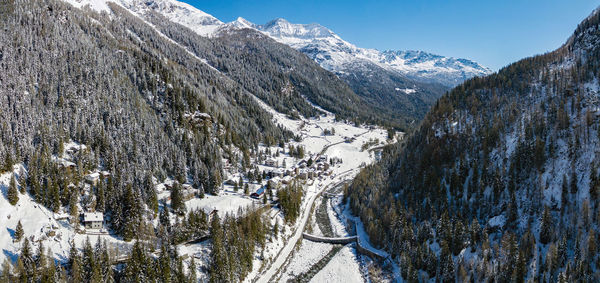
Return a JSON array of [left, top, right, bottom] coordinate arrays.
[[188, 0, 598, 70]]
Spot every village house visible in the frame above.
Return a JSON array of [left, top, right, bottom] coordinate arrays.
[[82, 212, 103, 229], [204, 208, 219, 223], [184, 111, 212, 125], [298, 171, 308, 180], [66, 143, 87, 156], [250, 186, 266, 199], [265, 158, 278, 167], [298, 160, 307, 168], [85, 172, 100, 186]]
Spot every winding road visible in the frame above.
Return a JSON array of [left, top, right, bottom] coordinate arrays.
[[255, 176, 352, 283]]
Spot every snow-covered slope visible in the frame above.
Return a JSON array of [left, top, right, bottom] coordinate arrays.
[[63, 0, 223, 36]]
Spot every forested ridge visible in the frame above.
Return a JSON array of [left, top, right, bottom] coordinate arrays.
[[0, 0, 309, 281], [348, 7, 600, 282]]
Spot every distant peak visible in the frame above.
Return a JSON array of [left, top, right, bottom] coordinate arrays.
[[259, 18, 335, 40], [231, 17, 256, 29]]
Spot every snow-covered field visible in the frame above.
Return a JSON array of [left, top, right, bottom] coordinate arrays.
[[277, 241, 333, 281], [311, 245, 363, 283]]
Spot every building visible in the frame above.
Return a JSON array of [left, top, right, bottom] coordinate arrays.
[[206, 209, 219, 223], [82, 212, 103, 229], [265, 158, 278, 167], [298, 171, 308, 180], [318, 155, 328, 163], [250, 186, 266, 199], [84, 172, 100, 186]]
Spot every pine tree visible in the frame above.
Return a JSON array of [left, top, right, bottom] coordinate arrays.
[[506, 192, 518, 230], [513, 250, 526, 283], [20, 238, 34, 280], [68, 240, 83, 283], [7, 174, 19, 205], [540, 206, 553, 245], [188, 258, 197, 282], [561, 174, 569, 210], [14, 221, 24, 242], [439, 242, 455, 283], [158, 245, 171, 283], [209, 214, 227, 283], [570, 171, 578, 194], [170, 182, 186, 215], [1, 259, 12, 282], [41, 259, 56, 283]]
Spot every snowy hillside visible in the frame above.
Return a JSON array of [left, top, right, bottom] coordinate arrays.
[[346, 8, 600, 282], [64, 0, 223, 36]]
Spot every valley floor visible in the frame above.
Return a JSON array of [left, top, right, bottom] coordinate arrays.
[[0, 98, 395, 282]]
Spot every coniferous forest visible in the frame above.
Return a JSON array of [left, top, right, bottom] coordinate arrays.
[[348, 9, 600, 282], [3, 0, 600, 282]]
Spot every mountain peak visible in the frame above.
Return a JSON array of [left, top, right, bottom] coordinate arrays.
[[229, 17, 256, 29], [259, 18, 336, 40]]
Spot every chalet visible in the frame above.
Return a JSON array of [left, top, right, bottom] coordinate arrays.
[[82, 212, 103, 229], [265, 158, 278, 167], [207, 209, 219, 223], [281, 176, 293, 185], [250, 186, 266, 199], [84, 173, 100, 186], [298, 160, 308, 168], [184, 111, 212, 125], [66, 143, 87, 155], [57, 159, 76, 170], [298, 171, 308, 180], [317, 155, 328, 163], [270, 168, 284, 178], [224, 179, 238, 186]]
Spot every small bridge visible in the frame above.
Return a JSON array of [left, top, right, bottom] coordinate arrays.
[[322, 192, 343, 198], [301, 233, 357, 244]]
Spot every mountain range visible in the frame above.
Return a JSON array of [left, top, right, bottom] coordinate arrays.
[[66, 0, 492, 129]]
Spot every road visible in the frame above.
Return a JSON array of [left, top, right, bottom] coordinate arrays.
[[255, 175, 352, 283]]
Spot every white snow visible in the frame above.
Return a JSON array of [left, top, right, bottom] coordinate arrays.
[[0, 165, 133, 264], [185, 193, 255, 218], [310, 245, 363, 283], [396, 87, 417, 94]]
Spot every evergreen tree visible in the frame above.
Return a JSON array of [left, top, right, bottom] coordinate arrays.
[[7, 174, 19, 205], [188, 258, 197, 283], [68, 240, 83, 283], [1, 259, 12, 282], [209, 214, 227, 283], [171, 182, 186, 215], [540, 206, 553, 245], [14, 221, 24, 242], [158, 245, 171, 283]]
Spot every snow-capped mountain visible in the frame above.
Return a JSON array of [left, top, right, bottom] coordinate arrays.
[[243, 17, 492, 87], [64, 0, 490, 87], [61, 0, 488, 129], [64, 0, 224, 36]]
